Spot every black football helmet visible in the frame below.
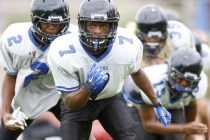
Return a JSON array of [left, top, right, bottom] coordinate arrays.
[[135, 4, 167, 58], [78, 0, 120, 51], [31, 0, 70, 44], [167, 47, 203, 94]]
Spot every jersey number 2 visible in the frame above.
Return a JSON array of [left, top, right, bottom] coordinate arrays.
[[7, 35, 49, 87]]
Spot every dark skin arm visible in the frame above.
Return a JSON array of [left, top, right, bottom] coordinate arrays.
[[196, 99, 210, 140], [138, 102, 208, 135], [1, 73, 22, 130], [139, 103, 183, 134], [184, 100, 207, 140], [2, 74, 16, 115], [131, 68, 159, 105], [62, 86, 91, 112], [63, 67, 159, 112], [185, 101, 197, 122]]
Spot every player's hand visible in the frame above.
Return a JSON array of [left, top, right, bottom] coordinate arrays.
[[183, 121, 208, 135], [2, 112, 19, 131], [153, 103, 171, 127], [7, 107, 28, 130], [83, 63, 109, 100]]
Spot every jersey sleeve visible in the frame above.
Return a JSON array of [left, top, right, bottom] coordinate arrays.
[[0, 25, 18, 75]]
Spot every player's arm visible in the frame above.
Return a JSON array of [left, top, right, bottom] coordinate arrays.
[[0, 30, 25, 130], [131, 68, 171, 128], [2, 74, 16, 115], [1, 73, 21, 130], [61, 86, 91, 111], [139, 103, 183, 134], [197, 99, 210, 140], [185, 99, 209, 140], [139, 102, 208, 135], [47, 48, 92, 112], [62, 64, 109, 112], [131, 68, 159, 105], [183, 100, 207, 139], [185, 100, 197, 122]]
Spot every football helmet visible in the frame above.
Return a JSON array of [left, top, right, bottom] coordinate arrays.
[[167, 20, 196, 52], [78, 0, 120, 51], [167, 47, 203, 94], [135, 4, 167, 58], [31, 0, 70, 44]]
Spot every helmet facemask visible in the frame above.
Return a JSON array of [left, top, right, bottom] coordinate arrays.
[[30, 0, 70, 45], [136, 29, 167, 58], [31, 15, 70, 44], [135, 4, 167, 58], [79, 17, 119, 52]]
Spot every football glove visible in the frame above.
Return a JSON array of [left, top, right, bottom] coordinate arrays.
[[153, 103, 171, 128], [83, 63, 109, 100], [8, 107, 28, 130]]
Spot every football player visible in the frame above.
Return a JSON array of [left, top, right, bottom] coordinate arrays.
[[124, 47, 208, 140], [125, 4, 210, 140], [134, 4, 196, 66], [0, 0, 77, 139], [47, 0, 171, 140]]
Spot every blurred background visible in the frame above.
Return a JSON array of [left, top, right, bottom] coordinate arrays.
[[1, 0, 210, 36]]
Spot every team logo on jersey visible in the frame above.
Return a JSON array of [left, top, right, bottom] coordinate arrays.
[[29, 50, 37, 58], [29, 50, 38, 66], [29, 50, 47, 66]]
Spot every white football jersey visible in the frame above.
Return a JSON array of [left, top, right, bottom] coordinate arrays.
[[167, 20, 196, 51], [48, 27, 143, 100], [0, 22, 78, 119], [125, 20, 196, 66], [200, 43, 210, 72], [167, 21, 210, 72], [140, 64, 207, 109]]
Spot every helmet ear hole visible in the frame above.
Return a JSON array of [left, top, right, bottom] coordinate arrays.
[[31, 0, 70, 44]]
